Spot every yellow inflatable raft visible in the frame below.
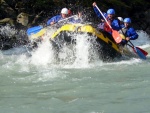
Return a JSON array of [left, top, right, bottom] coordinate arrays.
[[29, 23, 136, 61]]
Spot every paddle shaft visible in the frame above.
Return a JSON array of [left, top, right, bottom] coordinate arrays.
[[27, 15, 77, 36], [95, 5, 122, 43], [57, 15, 77, 23], [95, 5, 112, 29], [120, 28, 147, 59], [120, 28, 137, 48]]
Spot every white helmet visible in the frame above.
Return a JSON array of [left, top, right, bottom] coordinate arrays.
[[117, 17, 123, 22], [61, 8, 68, 14]]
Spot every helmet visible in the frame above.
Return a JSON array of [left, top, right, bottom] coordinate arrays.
[[123, 18, 131, 23], [61, 8, 68, 14], [107, 9, 115, 14], [117, 17, 123, 22]]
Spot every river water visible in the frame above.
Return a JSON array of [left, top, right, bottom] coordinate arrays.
[[0, 27, 150, 113]]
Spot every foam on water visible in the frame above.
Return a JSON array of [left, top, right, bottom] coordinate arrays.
[[1, 26, 150, 113], [73, 34, 98, 68], [25, 27, 101, 68], [132, 30, 150, 47], [0, 25, 17, 37], [30, 39, 55, 66], [28, 29, 150, 68], [0, 25, 27, 43], [0, 26, 150, 70]]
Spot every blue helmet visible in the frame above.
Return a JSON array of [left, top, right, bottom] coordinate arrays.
[[107, 9, 115, 14], [123, 18, 131, 23]]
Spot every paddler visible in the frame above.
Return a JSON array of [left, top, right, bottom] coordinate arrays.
[[119, 18, 138, 46], [92, 2, 121, 34], [47, 8, 69, 25]]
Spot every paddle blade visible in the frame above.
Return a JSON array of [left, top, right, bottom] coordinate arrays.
[[30, 28, 46, 39], [136, 47, 148, 56], [112, 29, 122, 43], [133, 47, 146, 60], [119, 34, 125, 39], [27, 26, 43, 36]]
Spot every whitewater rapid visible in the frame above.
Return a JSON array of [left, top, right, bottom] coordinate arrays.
[[0, 25, 150, 69], [1, 26, 150, 113]]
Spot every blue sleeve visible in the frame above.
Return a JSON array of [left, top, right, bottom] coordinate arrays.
[[47, 15, 61, 25], [47, 17, 55, 25], [93, 7, 101, 18], [128, 28, 138, 40], [111, 19, 120, 31]]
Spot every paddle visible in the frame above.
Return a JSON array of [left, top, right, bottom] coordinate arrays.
[[128, 40, 148, 56], [95, 5, 122, 43], [27, 15, 77, 36], [119, 32, 148, 57], [27, 26, 43, 36], [135, 46, 148, 56], [119, 32, 147, 60], [127, 42, 147, 60]]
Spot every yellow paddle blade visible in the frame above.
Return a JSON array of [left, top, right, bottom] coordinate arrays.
[[119, 34, 125, 39], [30, 29, 46, 40]]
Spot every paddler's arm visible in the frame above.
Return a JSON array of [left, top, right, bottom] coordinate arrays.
[[47, 17, 55, 25], [47, 15, 61, 25], [125, 28, 138, 41], [50, 21, 55, 25], [92, 2, 101, 18]]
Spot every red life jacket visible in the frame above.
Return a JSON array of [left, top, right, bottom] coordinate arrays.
[[103, 17, 112, 33]]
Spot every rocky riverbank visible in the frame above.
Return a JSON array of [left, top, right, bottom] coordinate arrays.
[[0, 0, 150, 50]]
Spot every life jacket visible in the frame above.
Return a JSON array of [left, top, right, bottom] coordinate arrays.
[[119, 26, 138, 40], [103, 17, 112, 33]]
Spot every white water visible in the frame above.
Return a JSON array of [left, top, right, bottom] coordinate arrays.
[[0, 26, 150, 113], [1, 25, 150, 68]]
